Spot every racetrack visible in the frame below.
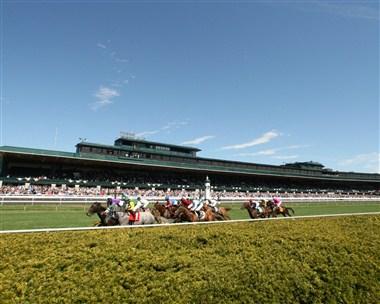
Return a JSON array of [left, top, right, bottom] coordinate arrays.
[[1, 200, 379, 232]]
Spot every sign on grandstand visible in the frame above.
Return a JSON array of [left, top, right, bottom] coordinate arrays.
[[120, 131, 145, 140]]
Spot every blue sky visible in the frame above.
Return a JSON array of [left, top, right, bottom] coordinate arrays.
[[0, 1, 379, 173]]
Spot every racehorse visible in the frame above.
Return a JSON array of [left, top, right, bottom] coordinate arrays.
[[241, 201, 271, 219], [173, 205, 217, 222], [215, 207, 231, 220], [242, 201, 261, 219], [153, 202, 178, 219], [266, 201, 295, 217], [87, 202, 157, 225], [202, 199, 231, 221], [150, 208, 175, 224], [86, 202, 118, 226], [203, 205, 231, 221]]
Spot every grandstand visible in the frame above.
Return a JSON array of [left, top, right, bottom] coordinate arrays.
[[0, 134, 379, 196]]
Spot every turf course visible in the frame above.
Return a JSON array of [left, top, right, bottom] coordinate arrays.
[[1, 201, 379, 230]]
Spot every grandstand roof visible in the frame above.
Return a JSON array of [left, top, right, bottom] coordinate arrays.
[[1, 145, 379, 184]]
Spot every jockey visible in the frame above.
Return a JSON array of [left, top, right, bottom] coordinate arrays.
[[136, 196, 150, 211], [105, 197, 125, 216], [249, 199, 262, 213], [124, 195, 136, 212], [164, 195, 178, 208], [260, 199, 268, 208], [190, 197, 205, 218], [272, 196, 283, 210], [180, 197, 192, 209], [207, 198, 220, 213]]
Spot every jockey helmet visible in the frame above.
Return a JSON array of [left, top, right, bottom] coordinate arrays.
[[137, 196, 141, 201]]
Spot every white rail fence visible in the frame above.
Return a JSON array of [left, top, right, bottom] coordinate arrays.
[[0, 195, 379, 205]]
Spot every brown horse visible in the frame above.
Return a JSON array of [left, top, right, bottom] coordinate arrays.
[[174, 206, 198, 222], [205, 205, 231, 221], [217, 207, 231, 220], [242, 201, 272, 219], [242, 201, 260, 219], [173, 206, 215, 222], [267, 201, 295, 217], [86, 202, 119, 226], [153, 202, 178, 219], [150, 208, 175, 224]]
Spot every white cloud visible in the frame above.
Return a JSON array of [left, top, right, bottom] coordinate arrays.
[[181, 136, 215, 145], [222, 130, 280, 150], [91, 86, 120, 110], [115, 57, 128, 63], [97, 43, 106, 49], [135, 121, 189, 139], [317, 2, 379, 21], [162, 121, 189, 131], [338, 152, 380, 173], [237, 144, 309, 158], [238, 149, 276, 157], [135, 130, 160, 137]]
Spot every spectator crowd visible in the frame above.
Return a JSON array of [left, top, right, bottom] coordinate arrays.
[[0, 184, 378, 199]]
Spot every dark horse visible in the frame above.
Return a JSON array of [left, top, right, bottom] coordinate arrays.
[[86, 202, 119, 226], [242, 201, 271, 219], [267, 201, 295, 217]]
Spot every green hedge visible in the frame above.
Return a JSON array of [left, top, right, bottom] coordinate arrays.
[[1, 216, 379, 303]]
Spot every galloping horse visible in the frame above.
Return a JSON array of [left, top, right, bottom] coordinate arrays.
[[173, 206, 215, 222], [242, 201, 261, 219], [267, 201, 295, 217], [242, 201, 272, 219], [215, 207, 231, 220], [174, 206, 198, 222], [153, 202, 178, 219], [150, 208, 175, 224], [203, 205, 231, 221], [86, 202, 118, 226], [87, 202, 157, 225]]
